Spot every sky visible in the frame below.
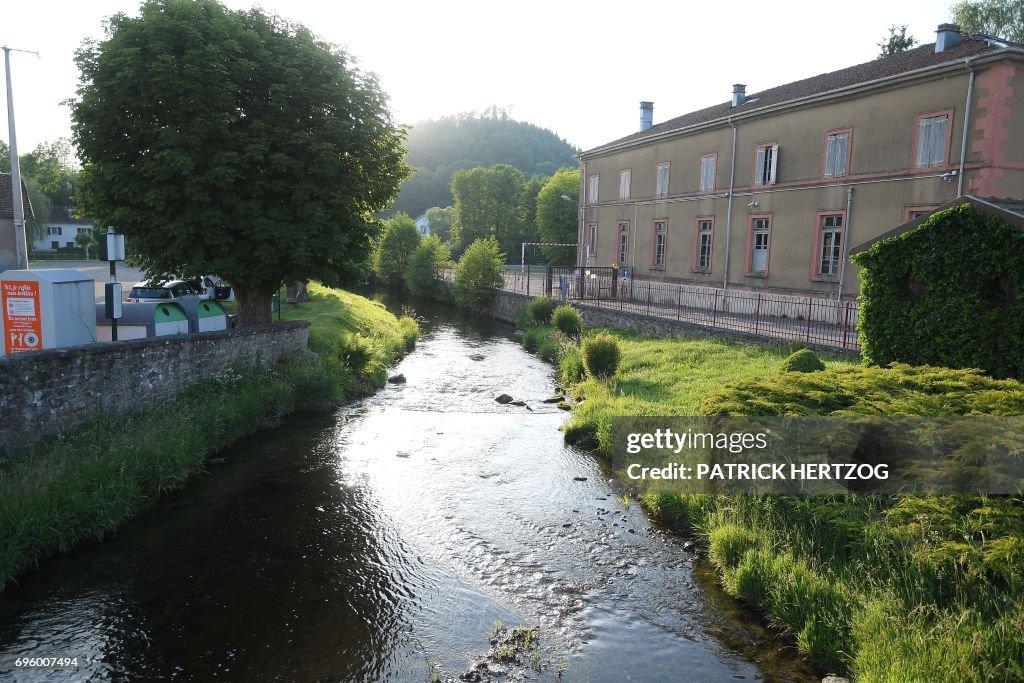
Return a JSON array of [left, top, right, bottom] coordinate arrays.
[[2, 0, 958, 160]]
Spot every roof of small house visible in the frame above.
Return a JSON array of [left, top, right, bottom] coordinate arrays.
[[849, 195, 1024, 255], [0, 173, 34, 220]]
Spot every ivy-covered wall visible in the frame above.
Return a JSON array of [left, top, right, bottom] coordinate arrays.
[[852, 205, 1024, 379]]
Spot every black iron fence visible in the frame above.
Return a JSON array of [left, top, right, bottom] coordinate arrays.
[[441, 265, 861, 352]]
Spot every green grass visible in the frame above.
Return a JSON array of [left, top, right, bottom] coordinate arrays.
[[517, 318, 1024, 681], [0, 284, 418, 591]]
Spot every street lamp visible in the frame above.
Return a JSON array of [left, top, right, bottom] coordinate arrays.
[[3, 45, 39, 271]]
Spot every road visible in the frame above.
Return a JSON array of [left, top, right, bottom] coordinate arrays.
[[28, 260, 147, 303]]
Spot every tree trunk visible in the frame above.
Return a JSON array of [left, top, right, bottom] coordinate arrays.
[[234, 283, 274, 326]]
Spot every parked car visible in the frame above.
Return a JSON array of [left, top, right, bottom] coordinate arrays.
[[184, 275, 235, 302], [126, 279, 201, 302]]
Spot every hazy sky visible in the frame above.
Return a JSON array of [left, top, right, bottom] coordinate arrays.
[[2, 0, 956, 159]]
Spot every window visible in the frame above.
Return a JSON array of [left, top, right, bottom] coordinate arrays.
[[816, 213, 844, 279], [47, 226, 62, 236], [588, 174, 599, 203], [586, 224, 598, 257], [50, 240, 59, 250], [619, 170, 631, 200], [905, 206, 939, 222], [748, 216, 771, 275], [655, 162, 670, 197], [694, 218, 714, 272], [699, 154, 716, 192], [652, 221, 667, 268], [753, 143, 778, 186], [618, 222, 629, 265], [914, 112, 950, 168], [823, 130, 850, 178], [77, 227, 90, 234]]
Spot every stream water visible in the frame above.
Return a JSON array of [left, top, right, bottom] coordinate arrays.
[[0, 305, 817, 682]]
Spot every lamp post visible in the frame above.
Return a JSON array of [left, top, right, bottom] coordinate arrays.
[[3, 45, 39, 271]]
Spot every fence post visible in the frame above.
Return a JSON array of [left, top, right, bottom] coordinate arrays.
[[713, 290, 719, 325], [842, 301, 851, 349], [646, 282, 652, 315], [805, 297, 813, 343], [526, 266, 530, 296], [612, 267, 619, 298], [754, 293, 762, 334], [677, 286, 682, 321], [546, 265, 553, 297]]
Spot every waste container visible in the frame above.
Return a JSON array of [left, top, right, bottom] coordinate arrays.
[[95, 301, 189, 341], [178, 299, 229, 333]]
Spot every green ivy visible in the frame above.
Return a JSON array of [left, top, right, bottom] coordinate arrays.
[[851, 205, 1024, 380]]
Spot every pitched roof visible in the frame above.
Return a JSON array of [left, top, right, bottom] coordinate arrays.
[[583, 37, 1012, 157], [48, 206, 93, 225], [0, 173, 34, 220], [849, 195, 1024, 254]]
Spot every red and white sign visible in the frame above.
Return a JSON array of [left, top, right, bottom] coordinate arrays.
[[2, 280, 42, 354]]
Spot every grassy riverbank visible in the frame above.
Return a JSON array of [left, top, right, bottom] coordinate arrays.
[[0, 285, 418, 591], [521, 319, 1024, 682]]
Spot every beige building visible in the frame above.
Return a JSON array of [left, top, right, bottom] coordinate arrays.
[[577, 25, 1024, 299]]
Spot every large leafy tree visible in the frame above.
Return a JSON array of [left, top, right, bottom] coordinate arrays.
[[450, 164, 527, 260], [535, 168, 580, 265], [952, 0, 1024, 42], [372, 213, 421, 289], [70, 0, 408, 325]]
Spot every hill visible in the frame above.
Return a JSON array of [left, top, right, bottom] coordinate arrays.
[[390, 108, 578, 218]]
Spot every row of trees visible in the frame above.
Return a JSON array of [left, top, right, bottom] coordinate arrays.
[[417, 165, 580, 265]]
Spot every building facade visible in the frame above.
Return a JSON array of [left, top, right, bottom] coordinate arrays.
[[577, 26, 1024, 299], [29, 206, 96, 253]]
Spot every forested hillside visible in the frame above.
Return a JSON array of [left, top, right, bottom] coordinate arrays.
[[390, 108, 578, 218]]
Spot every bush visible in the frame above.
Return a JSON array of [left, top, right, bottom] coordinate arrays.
[[404, 235, 450, 294], [373, 213, 421, 289], [527, 296, 557, 325], [521, 327, 545, 353], [781, 348, 826, 373], [538, 335, 562, 363], [551, 304, 583, 338], [454, 237, 504, 311], [851, 204, 1024, 380], [581, 333, 621, 378]]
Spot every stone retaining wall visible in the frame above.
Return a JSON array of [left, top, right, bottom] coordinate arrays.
[[0, 321, 310, 455]]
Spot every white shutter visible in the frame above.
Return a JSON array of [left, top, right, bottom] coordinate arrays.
[[754, 147, 766, 185], [768, 144, 779, 184], [836, 134, 848, 175], [929, 116, 948, 166]]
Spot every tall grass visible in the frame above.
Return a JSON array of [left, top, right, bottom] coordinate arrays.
[[0, 284, 419, 591], [525, 318, 1023, 681]]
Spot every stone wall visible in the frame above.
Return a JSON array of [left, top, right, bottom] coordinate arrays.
[[0, 321, 310, 455], [491, 290, 858, 358]]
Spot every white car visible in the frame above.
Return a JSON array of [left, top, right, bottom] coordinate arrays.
[[126, 279, 201, 302], [186, 275, 235, 301]]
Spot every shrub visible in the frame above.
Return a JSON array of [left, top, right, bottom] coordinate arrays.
[[521, 327, 545, 353], [581, 333, 621, 378], [373, 213, 421, 289], [454, 237, 504, 311], [338, 333, 374, 371], [527, 296, 557, 325], [551, 304, 583, 338], [404, 235, 451, 294], [538, 335, 562, 363], [851, 204, 1024, 380], [781, 348, 826, 373]]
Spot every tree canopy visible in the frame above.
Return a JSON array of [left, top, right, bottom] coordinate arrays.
[[450, 164, 546, 261], [877, 24, 918, 58], [70, 0, 408, 324], [952, 0, 1024, 42], [373, 213, 421, 289], [390, 109, 578, 218], [535, 168, 581, 265]]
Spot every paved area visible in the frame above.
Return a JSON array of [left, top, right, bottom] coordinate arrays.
[[28, 260, 146, 303]]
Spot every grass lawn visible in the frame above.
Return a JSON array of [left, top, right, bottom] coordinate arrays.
[[517, 306, 1024, 683]]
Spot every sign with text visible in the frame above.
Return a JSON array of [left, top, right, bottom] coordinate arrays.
[[3, 280, 42, 354]]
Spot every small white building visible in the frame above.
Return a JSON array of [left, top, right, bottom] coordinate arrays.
[[414, 213, 430, 237], [32, 206, 96, 252]]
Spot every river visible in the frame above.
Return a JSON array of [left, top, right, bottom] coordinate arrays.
[[0, 304, 817, 682]]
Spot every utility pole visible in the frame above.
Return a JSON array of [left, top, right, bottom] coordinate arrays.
[[3, 45, 39, 271]]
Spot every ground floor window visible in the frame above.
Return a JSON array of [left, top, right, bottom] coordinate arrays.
[[695, 218, 713, 272], [586, 224, 598, 258], [817, 213, 844, 278], [618, 223, 629, 266], [748, 216, 771, 275], [652, 221, 667, 268]]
